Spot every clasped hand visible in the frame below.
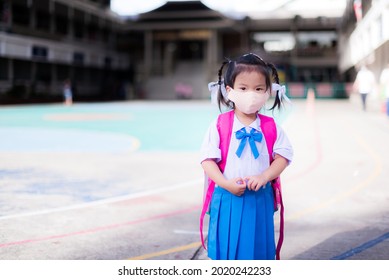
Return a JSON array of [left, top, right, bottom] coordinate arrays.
[[224, 174, 268, 196]]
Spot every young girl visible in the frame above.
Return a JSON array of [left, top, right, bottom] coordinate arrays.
[[200, 53, 293, 260]]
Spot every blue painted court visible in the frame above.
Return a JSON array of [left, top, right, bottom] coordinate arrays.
[[0, 101, 218, 152]]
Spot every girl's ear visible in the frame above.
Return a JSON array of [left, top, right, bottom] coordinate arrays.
[[225, 85, 232, 92]]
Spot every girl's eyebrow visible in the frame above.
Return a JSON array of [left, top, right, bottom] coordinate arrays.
[[236, 83, 266, 87]]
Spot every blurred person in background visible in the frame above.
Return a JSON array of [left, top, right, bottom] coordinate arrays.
[[353, 65, 376, 111], [63, 79, 73, 106]]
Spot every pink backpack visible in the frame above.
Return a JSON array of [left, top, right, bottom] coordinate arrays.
[[200, 110, 284, 260]]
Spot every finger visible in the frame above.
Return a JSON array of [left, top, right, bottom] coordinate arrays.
[[237, 178, 246, 187], [249, 180, 255, 190]]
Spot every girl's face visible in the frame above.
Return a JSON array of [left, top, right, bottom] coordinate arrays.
[[226, 71, 270, 115]]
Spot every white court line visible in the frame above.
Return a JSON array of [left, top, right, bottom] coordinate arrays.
[[0, 179, 202, 221]]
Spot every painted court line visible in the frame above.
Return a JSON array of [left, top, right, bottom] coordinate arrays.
[[128, 242, 202, 260], [331, 231, 389, 260], [0, 179, 202, 221], [0, 205, 200, 249]]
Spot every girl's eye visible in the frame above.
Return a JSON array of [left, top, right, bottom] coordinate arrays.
[[239, 87, 247, 91]]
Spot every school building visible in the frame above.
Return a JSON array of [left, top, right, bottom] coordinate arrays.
[[0, 0, 388, 102], [126, 1, 344, 100], [0, 0, 130, 103]]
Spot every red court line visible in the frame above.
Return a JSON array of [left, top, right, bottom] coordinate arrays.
[[0, 205, 201, 248]]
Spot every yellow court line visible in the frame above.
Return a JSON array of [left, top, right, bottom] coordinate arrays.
[[128, 242, 202, 260]]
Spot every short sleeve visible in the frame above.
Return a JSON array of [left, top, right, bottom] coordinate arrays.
[[200, 119, 221, 163], [273, 124, 293, 163]]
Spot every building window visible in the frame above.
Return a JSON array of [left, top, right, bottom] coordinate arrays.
[[73, 52, 84, 65], [12, 3, 30, 26], [36, 62, 51, 83], [55, 16, 68, 35], [36, 11, 50, 31], [32, 45, 48, 60], [252, 32, 295, 53], [0, 58, 9, 80], [56, 64, 70, 81], [13, 60, 32, 80], [104, 57, 112, 68]]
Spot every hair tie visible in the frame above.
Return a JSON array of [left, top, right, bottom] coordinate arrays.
[[208, 80, 227, 105], [272, 83, 291, 104]]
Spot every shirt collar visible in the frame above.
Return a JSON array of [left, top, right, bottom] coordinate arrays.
[[233, 114, 261, 132]]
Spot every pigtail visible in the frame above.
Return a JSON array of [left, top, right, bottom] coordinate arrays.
[[267, 62, 283, 111], [217, 59, 232, 112]]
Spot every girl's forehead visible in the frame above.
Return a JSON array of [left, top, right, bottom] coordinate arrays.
[[235, 71, 266, 82]]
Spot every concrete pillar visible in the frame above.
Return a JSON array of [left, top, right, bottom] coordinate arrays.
[[207, 29, 218, 80], [8, 58, 13, 83], [240, 30, 250, 53], [164, 42, 175, 76], [3, 0, 12, 31], [84, 12, 90, 42], [51, 64, 57, 95], [49, 0, 56, 35], [67, 6, 74, 40], [291, 17, 299, 62], [144, 30, 153, 80], [30, 3, 36, 29], [31, 61, 36, 83]]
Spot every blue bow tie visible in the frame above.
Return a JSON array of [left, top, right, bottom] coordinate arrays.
[[235, 128, 263, 159]]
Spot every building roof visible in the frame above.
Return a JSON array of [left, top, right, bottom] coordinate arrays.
[[125, 0, 342, 31], [126, 1, 234, 30]]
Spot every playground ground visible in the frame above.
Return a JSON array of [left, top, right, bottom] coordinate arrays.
[[1, 93, 389, 260]]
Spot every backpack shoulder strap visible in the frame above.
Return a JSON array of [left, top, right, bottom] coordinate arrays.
[[217, 110, 234, 171], [200, 110, 234, 249], [258, 114, 277, 159], [258, 114, 284, 260]]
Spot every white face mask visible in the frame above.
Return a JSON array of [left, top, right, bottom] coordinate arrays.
[[227, 89, 269, 114]]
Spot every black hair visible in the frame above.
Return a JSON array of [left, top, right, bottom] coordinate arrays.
[[216, 53, 283, 112]]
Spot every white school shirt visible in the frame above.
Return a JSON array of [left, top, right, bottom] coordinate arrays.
[[200, 114, 293, 180], [356, 68, 375, 94]]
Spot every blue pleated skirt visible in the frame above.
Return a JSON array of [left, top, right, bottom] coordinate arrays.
[[207, 182, 275, 260]]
